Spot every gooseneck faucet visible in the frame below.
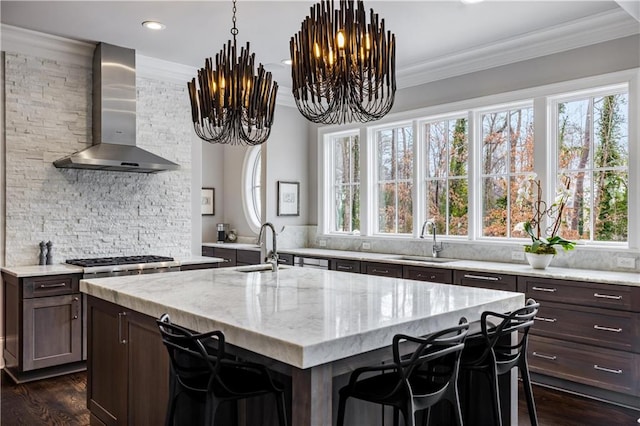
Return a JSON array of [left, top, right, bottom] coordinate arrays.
[[420, 220, 444, 258], [258, 222, 279, 271]]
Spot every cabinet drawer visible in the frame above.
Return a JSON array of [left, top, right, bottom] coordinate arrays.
[[23, 275, 80, 298], [278, 253, 294, 265], [531, 301, 640, 353], [362, 262, 403, 278], [454, 270, 517, 291], [528, 335, 639, 396], [521, 276, 639, 312], [403, 265, 452, 284], [202, 246, 214, 257], [331, 259, 361, 274], [212, 248, 237, 267], [237, 249, 260, 265]]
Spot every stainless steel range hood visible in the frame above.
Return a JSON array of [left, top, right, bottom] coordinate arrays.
[[54, 43, 179, 173]]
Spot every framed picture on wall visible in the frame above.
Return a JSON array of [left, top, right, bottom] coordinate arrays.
[[277, 181, 299, 216], [201, 188, 215, 215]]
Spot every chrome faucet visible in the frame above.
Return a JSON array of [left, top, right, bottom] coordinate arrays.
[[420, 220, 443, 258], [258, 222, 279, 271]]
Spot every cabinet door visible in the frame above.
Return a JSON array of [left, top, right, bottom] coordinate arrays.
[[87, 296, 127, 426], [403, 265, 452, 284], [212, 247, 237, 267], [453, 270, 517, 292], [278, 253, 294, 265], [126, 310, 169, 426], [237, 249, 261, 266], [331, 259, 361, 274], [22, 294, 82, 371], [202, 246, 214, 257]]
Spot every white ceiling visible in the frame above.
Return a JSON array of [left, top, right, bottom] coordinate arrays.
[[1, 1, 638, 90]]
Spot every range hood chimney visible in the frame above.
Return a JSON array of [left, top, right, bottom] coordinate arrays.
[[54, 43, 179, 173]]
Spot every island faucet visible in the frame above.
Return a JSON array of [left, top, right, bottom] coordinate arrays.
[[258, 222, 279, 271], [420, 220, 444, 258]]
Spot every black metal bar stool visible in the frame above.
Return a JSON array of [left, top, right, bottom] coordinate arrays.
[[157, 314, 287, 426], [337, 317, 470, 426], [459, 298, 540, 426]]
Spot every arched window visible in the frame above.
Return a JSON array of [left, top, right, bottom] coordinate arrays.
[[243, 146, 261, 232]]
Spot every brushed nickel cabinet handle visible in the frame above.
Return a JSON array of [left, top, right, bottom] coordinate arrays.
[[593, 325, 622, 333], [417, 274, 437, 280], [337, 265, 352, 270], [372, 269, 389, 274], [118, 312, 127, 344], [464, 274, 500, 281], [593, 365, 622, 374], [532, 286, 557, 293], [39, 283, 67, 288], [532, 351, 557, 361], [534, 316, 557, 323], [593, 293, 622, 300]]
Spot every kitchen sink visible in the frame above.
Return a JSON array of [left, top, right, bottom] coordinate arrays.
[[235, 264, 292, 273], [384, 255, 459, 264]]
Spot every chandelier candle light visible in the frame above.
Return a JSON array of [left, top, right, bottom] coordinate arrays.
[[187, 0, 278, 146], [290, 0, 396, 124]]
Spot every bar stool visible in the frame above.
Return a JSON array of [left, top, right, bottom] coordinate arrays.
[[157, 314, 287, 426], [337, 318, 469, 426], [459, 298, 540, 426]]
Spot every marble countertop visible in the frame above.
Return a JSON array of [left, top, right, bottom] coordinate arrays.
[[81, 266, 523, 369], [1, 256, 225, 277], [277, 248, 640, 287]]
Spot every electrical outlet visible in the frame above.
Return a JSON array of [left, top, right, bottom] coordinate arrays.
[[318, 239, 327, 247], [511, 251, 525, 261], [616, 257, 636, 269], [362, 241, 371, 250]]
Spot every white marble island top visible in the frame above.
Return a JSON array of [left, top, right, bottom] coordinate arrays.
[[81, 266, 523, 369]]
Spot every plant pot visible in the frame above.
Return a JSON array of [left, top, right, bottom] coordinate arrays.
[[525, 253, 554, 269]]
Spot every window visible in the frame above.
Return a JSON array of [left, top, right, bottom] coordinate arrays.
[[243, 146, 261, 231], [330, 133, 360, 233], [555, 87, 629, 243], [376, 124, 414, 234], [424, 116, 469, 236], [480, 105, 534, 238]]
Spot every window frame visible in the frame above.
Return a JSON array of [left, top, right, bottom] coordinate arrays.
[[326, 130, 361, 234], [242, 145, 262, 234]]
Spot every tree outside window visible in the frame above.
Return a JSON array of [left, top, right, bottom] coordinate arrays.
[[481, 106, 535, 238], [332, 134, 360, 233], [424, 117, 469, 236], [376, 125, 413, 234], [557, 91, 628, 243]]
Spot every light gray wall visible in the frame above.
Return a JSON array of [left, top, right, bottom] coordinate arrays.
[[3, 51, 194, 265], [307, 35, 640, 224], [201, 142, 224, 242]]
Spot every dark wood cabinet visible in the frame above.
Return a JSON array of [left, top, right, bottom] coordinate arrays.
[[278, 253, 294, 265], [453, 270, 517, 291], [330, 258, 361, 274], [237, 249, 261, 266], [361, 262, 403, 278], [2, 272, 84, 383], [87, 296, 169, 426], [202, 246, 262, 267], [211, 247, 237, 267], [519, 275, 640, 405], [201, 246, 214, 257], [403, 265, 452, 284]]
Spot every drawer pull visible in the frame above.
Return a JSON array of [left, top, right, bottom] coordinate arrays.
[[593, 293, 622, 300], [417, 274, 437, 280], [593, 325, 622, 333], [337, 265, 353, 271], [118, 312, 127, 344], [531, 286, 557, 293], [372, 269, 389, 274], [534, 316, 557, 323], [464, 274, 500, 281], [532, 351, 557, 361], [593, 365, 622, 374], [39, 283, 67, 289]]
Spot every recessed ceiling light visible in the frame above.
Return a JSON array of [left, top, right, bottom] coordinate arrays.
[[281, 59, 293, 66], [142, 21, 166, 31]]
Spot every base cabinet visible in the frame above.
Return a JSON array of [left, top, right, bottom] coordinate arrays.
[[2, 272, 84, 382], [87, 296, 169, 426]]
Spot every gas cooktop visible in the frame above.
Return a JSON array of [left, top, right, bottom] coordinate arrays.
[[66, 255, 174, 268]]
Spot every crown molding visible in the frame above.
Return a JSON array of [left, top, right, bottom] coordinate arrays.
[[397, 8, 640, 89]]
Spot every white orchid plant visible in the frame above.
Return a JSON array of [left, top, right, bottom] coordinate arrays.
[[514, 173, 576, 255]]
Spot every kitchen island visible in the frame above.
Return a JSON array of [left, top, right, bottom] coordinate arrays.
[[81, 266, 524, 425]]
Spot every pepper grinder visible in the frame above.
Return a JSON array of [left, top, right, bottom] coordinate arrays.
[[45, 241, 53, 265], [38, 241, 46, 265]]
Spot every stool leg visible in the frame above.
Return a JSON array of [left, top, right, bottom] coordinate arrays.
[[337, 392, 348, 426], [488, 366, 503, 426], [520, 365, 538, 426], [274, 391, 287, 426]]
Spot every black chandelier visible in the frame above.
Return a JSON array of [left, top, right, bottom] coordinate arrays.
[[290, 0, 396, 125], [187, 0, 278, 146]]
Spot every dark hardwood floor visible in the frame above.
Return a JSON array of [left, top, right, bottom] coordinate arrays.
[[1, 370, 638, 425]]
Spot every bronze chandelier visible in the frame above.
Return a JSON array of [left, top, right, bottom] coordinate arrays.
[[290, 0, 396, 124], [187, 0, 278, 146]]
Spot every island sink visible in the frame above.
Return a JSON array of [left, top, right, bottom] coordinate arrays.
[[384, 255, 459, 264], [235, 264, 292, 273]]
